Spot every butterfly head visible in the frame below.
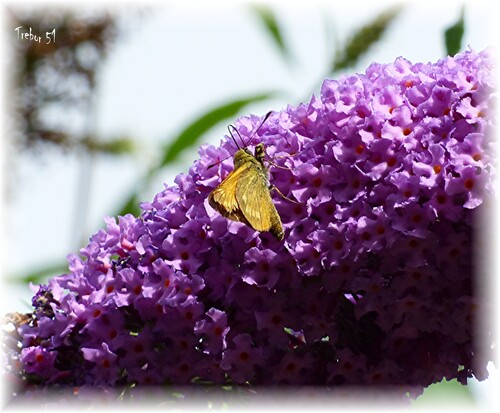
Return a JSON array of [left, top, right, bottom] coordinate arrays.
[[254, 143, 266, 162]]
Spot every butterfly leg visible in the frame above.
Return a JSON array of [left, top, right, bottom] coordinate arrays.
[[265, 152, 298, 171], [273, 151, 298, 160], [269, 185, 301, 204], [268, 163, 292, 171]]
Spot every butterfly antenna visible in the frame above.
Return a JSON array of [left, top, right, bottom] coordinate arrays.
[[242, 110, 273, 148], [207, 111, 273, 170], [228, 124, 243, 150], [206, 125, 242, 169]]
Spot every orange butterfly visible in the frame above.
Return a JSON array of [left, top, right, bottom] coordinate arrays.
[[208, 112, 286, 240], [208, 141, 284, 240]]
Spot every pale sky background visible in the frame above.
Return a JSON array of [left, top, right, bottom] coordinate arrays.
[[1, 0, 499, 406]]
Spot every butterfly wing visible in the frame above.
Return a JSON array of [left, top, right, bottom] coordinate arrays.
[[208, 164, 251, 225], [236, 168, 284, 240], [208, 148, 284, 240]]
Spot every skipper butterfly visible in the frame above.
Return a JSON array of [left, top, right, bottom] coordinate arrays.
[[208, 113, 284, 240]]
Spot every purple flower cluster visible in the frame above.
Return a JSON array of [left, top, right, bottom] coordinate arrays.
[[4, 49, 495, 397]]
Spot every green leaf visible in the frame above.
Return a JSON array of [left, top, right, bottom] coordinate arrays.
[[5, 262, 69, 284], [411, 379, 475, 407], [114, 92, 275, 218], [331, 5, 403, 73], [160, 93, 275, 167], [444, 6, 465, 56], [250, 4, 290, 61]]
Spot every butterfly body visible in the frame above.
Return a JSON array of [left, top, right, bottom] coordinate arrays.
[[208, 143, 284, 240]]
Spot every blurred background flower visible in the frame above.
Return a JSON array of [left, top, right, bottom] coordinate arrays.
[[1, 0, 498, 407]]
